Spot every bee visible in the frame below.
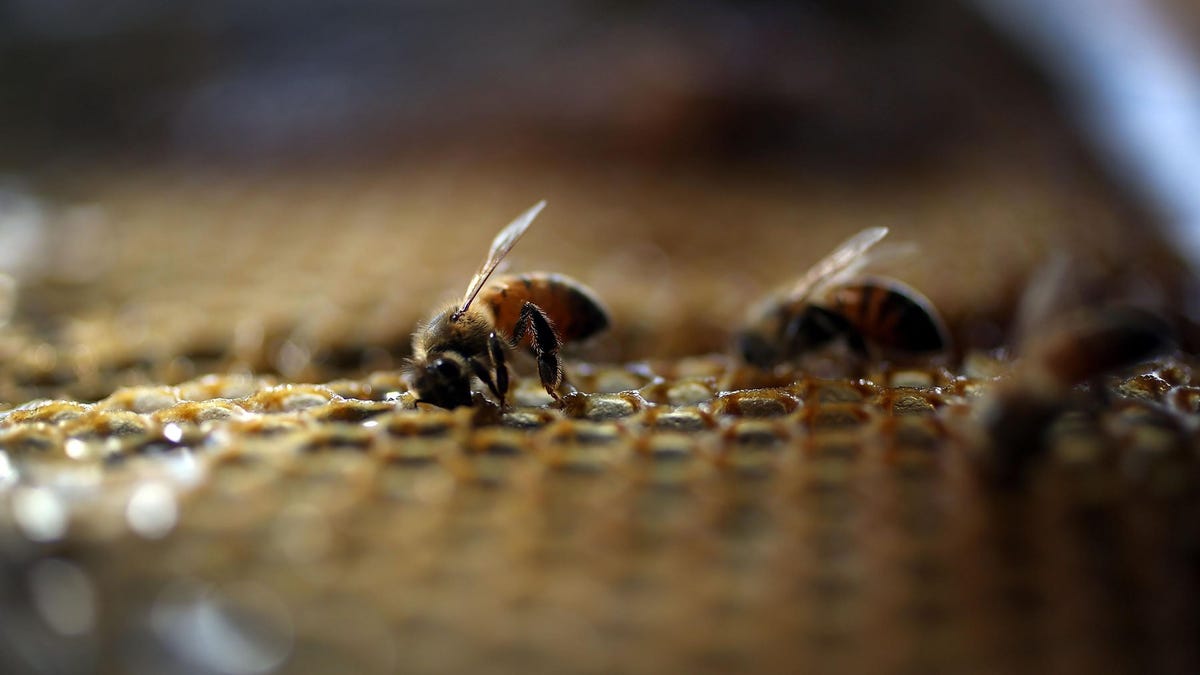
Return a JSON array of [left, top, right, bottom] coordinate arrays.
[[979, 257, 1175, 487], [737, 227, 949, 368], [410, 201, 609, 409]]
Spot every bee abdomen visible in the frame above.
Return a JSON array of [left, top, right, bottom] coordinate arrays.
[[483, 272, 609, 344], [831, 279, 948, 354]]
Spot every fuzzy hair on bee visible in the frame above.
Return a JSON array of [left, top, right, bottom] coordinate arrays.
[[408, 202, 609, 409]]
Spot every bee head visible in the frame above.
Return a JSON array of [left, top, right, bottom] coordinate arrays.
[[413, 353, 473, 409]]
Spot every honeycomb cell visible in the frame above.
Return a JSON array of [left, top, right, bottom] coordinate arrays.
[[807, 380, 868, 404], [712, 389, 799, 418], [807, 404, 869, 433], [501, 407, 559, 430], [561, 391, 647, 421], [1113, 373, 1172, 402], [0, 424, 67, 460], [887, 392, 937, 416], [153, 400, 248, 425], [464, 428, 528, 457], [541, 419, 626, 447], [299, 424, 377, 453], [882, 417, 942, 452], [64, 410, 154, 441], [643, 407, 715, 433], [243, 384, 340, 413], [715, 419, 792, 475], [376, 410, 462, 464], [381, 410, 459, 438], [96, 385, 182, 413], [221, 416, 311, 439], [632, 431, 703, 461], [1, 401, 93, 427], [722, 419, 791, 449], [539, 419, 629, 472], [664, 380, 714, 406], [310, 400, 396, 423], [637, 375, 719, 406], [447, 428, 534, 483]]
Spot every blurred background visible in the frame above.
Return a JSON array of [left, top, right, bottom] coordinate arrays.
[[0, 0, 1196, 393], [4, 3, 1200, 675]]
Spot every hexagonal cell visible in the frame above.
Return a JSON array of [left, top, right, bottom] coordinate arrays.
[[887, 392, 937, 416], [464, 428, 529, 457], [310, 400, 397, 423], [643, 407, 715, 433], [242, 384, 340, 413], [633, 432, 703, 461], [447, 429, 538, 484], [712, 389, 799, 418], [640, 375, 718, 406], [298, 424, 378, 453], [381, 410, 460, 438], [722, 419, 792, 449], [153, 400, 248, 426], [500, 407, 559, 430], [882, 417, 943, 452], [806, 380, 869, 404], [1, 401, 94, 427], [63, 410, 155, 441], [538, 419, 630, 473], [1113, 373, 1173, 402], [0, 424, 67, 460], [561, 391, 647, 421], [96, 386, 182, 413], [540, 419, 626, 447], [806, 404, 870, 433]]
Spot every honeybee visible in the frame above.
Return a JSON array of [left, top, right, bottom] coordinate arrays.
[[410, 201, 609, 409], [979, 257, 1175, 487], [737, 227, 949, 368]]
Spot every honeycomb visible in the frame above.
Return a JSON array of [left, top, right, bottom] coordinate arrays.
[[1, 158, 1198, 674]]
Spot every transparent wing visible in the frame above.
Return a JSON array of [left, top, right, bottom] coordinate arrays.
[[455, 200, 546, 320], [783, 226, 889, 307]]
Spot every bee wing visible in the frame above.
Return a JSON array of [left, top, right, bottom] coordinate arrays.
[[455, 200, 546, 319], [783, 226, 890, 306]]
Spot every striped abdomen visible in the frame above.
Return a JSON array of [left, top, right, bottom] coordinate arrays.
[[826, 278, 949, 354], [481, 272, 609, 346]]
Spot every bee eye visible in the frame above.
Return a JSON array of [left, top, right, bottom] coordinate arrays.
[[433, 359, 459, 376]]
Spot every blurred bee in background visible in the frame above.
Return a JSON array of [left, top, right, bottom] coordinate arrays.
[[737, 227, 949, 369], [978, 257, 1175, 487], [410, 201, 609, 409]]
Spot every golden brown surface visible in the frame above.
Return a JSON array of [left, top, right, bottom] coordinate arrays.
[[1, 150, 1198, 674], [2, 355, 1200, 674]]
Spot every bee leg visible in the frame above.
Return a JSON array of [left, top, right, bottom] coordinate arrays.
[[509, 302, 564, 404], [489, 332, 509, 406], [467, 358, 504, 405]]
